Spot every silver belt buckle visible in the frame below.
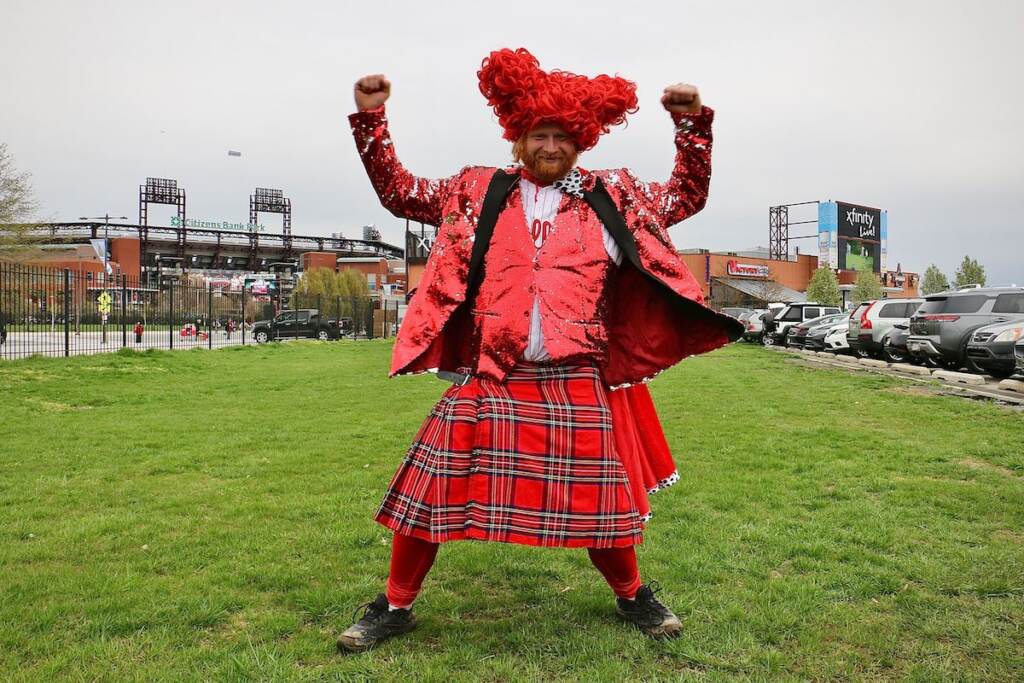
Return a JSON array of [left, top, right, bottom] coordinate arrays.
[[437, 370, 473, 386]]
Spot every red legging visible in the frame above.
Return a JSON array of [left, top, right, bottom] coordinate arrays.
[[384, 533, 642, 608]]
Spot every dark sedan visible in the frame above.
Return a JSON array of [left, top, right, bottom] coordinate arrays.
[[787, 314, 849, 349]]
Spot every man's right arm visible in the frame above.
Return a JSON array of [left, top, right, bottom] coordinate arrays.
[[350, 75, 451, 226]]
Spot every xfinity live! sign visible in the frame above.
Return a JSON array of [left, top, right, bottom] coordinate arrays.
[[817, 201, 887, 274], [170, 216, 268, 232]]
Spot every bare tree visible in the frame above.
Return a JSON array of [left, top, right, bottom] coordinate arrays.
[[0, 142, 42, 259], [751, 267, 787, 306]]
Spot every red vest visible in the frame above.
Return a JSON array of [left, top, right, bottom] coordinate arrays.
[[471, 189, 614, 379]]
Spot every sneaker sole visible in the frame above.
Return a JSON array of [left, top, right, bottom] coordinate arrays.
[[615, 607, 683, 640], [337, 619, 417, 654]]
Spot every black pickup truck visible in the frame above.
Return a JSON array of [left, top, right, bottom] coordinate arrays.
[[252, 309, 340, 343]]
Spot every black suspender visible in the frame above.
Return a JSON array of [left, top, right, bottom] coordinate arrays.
[[581, 178, 643, 272], [466, 172, 645, 297], [465, 169, 520, 300]]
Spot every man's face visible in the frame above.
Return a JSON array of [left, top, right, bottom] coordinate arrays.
[[518, 123, 577, 183]]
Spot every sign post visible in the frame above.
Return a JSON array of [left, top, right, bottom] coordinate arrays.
[[97, 290, 112, 345]]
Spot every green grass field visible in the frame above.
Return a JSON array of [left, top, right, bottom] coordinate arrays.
[[1, 342, 1022, 681]]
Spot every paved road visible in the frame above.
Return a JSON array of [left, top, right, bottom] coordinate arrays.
[[1, 330, 249, 359]]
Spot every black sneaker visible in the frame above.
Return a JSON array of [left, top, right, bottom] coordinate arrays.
[[615, 581, 683, 639], [337, 594, 417, 653]]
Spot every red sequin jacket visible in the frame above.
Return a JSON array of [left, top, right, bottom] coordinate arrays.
[[349, 106, 742, 387]]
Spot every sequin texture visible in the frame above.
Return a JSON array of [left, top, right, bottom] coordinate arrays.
[[348, 105, 743, 386]]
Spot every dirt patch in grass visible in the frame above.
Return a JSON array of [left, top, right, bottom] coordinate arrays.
[[885, 386, 938, 398], [959, 458, 1020, 478], [22, 398, 93, 412], [993, 529, 1024, 544]]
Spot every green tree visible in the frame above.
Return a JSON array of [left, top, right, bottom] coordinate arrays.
[[293, 268, 345, 310], [338, 268, 371, 334], [805, 267, 842, 306], [338, 268, 369, 298], [292, 268, 373, 333], [953, 256, 986, 288], [851, 270, 883, 305], [0, 142, 41, 258], [921, 264, 949, 295]]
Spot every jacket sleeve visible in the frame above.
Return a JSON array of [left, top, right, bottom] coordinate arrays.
[[623, 106, 714, 229], [349, 106, 453, 226]]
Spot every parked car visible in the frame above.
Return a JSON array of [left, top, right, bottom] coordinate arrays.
[[1015, 338, 1024, 374], [824, 322, 851, 353], [786, 313, 847, 348], [847, 298, 924, 359], [794, 314, 850, 351], [908, 287, 1024, 370], [881, 323, 923, 365], [739, 310, 768, 343], [252, 309, 341, 343], [965, 320, 1024, 379], [762, 303, 842, 346]]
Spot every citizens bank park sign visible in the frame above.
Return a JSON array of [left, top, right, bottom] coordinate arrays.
[[726, 260, 770, 277], [170, 216, 267, 232]]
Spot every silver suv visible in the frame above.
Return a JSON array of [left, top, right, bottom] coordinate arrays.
[[847, 298, 924, 359], [908, 286, 1024, 370], [965, 320, 1024, 379]]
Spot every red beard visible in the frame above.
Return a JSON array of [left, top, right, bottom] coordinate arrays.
[[522, 148, 578, 184]]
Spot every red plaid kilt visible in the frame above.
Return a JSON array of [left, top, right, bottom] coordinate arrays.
[[376, 363, 644, 548]]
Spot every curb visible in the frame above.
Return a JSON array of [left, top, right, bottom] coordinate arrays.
[[890, 364, 933, 376], [998, 378, 1024, 394], [933, 369, 986, 386]]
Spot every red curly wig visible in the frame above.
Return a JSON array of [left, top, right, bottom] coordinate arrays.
[[477, 48, 639, 152]]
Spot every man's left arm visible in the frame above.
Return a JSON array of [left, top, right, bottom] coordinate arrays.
[[626, 84, 713, 229]]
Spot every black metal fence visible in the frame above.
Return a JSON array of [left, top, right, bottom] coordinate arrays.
[[0, 261, 395, 361]]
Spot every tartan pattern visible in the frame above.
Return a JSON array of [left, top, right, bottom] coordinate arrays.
[[376, 364, 644, 548]]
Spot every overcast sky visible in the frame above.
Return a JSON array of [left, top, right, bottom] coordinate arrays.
[[2, 0, 1021, 284]]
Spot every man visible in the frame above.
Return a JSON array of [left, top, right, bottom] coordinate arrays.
[[339, 48, 741, 653]]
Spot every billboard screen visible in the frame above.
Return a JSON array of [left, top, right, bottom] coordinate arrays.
[[818, 201, 886, 273], [836, 201, 881, 241], [838, 238, 881, 272]]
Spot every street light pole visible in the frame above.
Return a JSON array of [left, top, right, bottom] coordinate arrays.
[[80, 213, 127, 345]]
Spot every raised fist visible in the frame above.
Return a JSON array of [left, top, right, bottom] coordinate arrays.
[[354, 74, 391, 111], [660, 83, 702, 114]]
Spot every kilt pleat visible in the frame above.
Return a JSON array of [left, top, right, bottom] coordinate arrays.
[[375, 363, 644, 548]]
